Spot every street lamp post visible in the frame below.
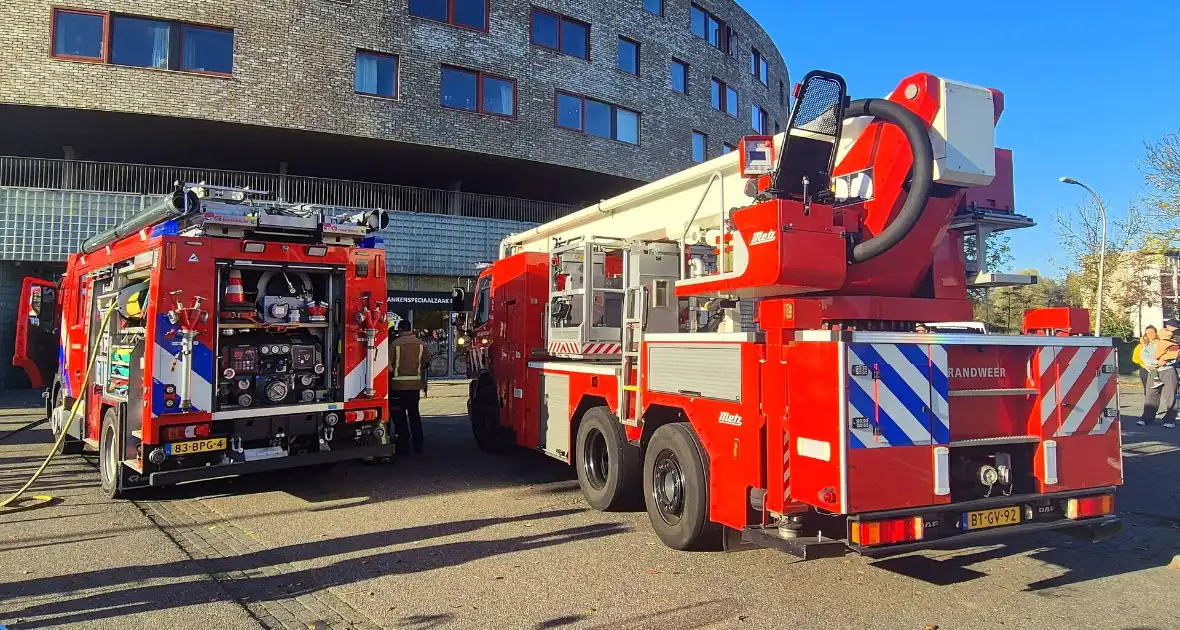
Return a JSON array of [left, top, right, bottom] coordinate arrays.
[[1060, 177, 1108, 336]]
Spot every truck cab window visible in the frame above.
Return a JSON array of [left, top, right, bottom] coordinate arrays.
[[473, 276, 492, 328]]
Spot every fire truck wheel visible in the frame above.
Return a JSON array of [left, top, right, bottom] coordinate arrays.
[[575, 407, 642, 511], [471, 384, 510, 454], [50, 386, 83, 456], [643, 423, 722, 551], [99, 408, 126, 499]]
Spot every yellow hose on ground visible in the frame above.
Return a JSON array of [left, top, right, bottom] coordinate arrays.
[[0, 303, 117, 509]]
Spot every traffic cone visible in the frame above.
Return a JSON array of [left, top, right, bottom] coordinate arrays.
[[225, 270, 245, 305]]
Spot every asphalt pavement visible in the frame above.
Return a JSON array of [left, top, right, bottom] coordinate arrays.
[[0, 383, 1177, 630]]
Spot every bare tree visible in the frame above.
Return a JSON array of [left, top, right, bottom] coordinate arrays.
[[1143, 129, 1180, 241], [1052, 199, 1151, 335]]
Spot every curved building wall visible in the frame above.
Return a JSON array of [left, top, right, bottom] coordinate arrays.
[[0, 0, 789, 183]]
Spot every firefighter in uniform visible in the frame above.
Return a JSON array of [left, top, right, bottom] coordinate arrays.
[[389, 319, 430, 453]]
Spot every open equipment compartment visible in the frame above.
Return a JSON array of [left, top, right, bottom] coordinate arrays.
[[213, 262, 346, 413]]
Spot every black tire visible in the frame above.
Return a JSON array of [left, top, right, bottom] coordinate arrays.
[[642, 423, 722, 551], [49, 386, 84, 456], [575, 407, 642, 511], [99, 407, 126, 499], [470, 383, 510, 454]]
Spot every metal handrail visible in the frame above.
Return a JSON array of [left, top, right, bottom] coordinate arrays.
[[0, 156, 578, 224]]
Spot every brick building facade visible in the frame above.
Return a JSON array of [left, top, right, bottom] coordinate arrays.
[[0, 0, 789, 388]]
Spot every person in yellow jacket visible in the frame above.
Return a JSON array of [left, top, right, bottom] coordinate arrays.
[[1140, 321, 1179, 428], [389, 319, 431, 453], [1132, 325, 1159, 393]]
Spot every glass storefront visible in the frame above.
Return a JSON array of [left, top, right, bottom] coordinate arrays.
[[387, 275, 474, 380]]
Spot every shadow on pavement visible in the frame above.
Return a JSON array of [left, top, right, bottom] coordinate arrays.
[[4, 516, 627, 628]]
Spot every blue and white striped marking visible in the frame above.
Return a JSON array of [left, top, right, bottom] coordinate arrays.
[[152, 314, 214, 416], [846, 343, 949, 449]]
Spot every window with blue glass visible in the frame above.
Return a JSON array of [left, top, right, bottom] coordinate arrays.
[[671, 59, 688, 94], [692, 131, 707, 163], [618, 37, 639, 76], [752, 104, 768, 134], [556, 92, 639, 145], [722, 143, 736, 154], [644, 0, 664, 15], [51, 9, 233, 73], [442, 66, 516, 117], [355, 51, 398, 98], [691, 3, 732, 54], [51, 9, 105, 60], [711, 78, 738, 118], [409, 0, 488, 30], [531, 9, 589, 60], [751, 47, 768, 85]]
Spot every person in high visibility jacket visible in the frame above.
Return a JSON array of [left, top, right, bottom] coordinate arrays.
[[389, 319, 431, 453]]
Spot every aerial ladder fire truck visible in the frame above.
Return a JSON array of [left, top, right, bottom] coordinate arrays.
[[465, 71, 1122, 556], [13, 183, 394, 498]]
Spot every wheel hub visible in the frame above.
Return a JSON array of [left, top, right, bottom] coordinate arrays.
[[652, 450, 684, 525]]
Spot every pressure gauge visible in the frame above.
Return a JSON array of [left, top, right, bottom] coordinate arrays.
[[281, 345, 291, 354], [261, 345, 271, 355]]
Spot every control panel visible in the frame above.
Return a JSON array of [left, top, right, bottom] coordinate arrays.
[[217, 335, 326, 409]]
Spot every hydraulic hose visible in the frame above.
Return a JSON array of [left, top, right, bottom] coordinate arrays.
[[0, 302, 117, 509], [844, 98, 935, 264]]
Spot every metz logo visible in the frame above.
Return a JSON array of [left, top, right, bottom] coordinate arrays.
[[949, 366, 1007, 379], [749, 230, 777, 245], [718, 412, 743, 426]]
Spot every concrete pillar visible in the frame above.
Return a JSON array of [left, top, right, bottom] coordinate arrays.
[[447, 181, 462, 216]]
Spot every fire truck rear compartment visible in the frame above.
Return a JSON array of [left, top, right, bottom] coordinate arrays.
[[213, 265, 342, 412]]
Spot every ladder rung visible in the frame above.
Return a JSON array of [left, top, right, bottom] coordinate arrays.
[[622, 385, 640, 392]]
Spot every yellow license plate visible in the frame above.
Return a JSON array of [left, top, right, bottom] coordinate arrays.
[[165, 438, 226, 456], [963, 506, 1021, 531]]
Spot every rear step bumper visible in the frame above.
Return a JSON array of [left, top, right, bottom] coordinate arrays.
[[741, 486, 1121, 560], [851, 514, 1121, 558], [147, 443, 397, 487]]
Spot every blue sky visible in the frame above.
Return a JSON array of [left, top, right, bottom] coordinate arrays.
[[741, 0, 1180, 275]]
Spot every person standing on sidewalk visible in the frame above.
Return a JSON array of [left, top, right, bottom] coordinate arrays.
[[1133, 325, 1160, 394], [1140, 320, 1179, 428], [389, 319, 431, 453]]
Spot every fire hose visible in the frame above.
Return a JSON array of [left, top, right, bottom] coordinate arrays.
[[0, 302, 117, 509]]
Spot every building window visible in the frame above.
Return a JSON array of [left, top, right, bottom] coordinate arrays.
[[556, 92, 639, 145], [671, 59, 688, 94], [618, 37, 639, 76], [752, 105, 768, 134], [408, 0, 489, 30], [355, 50, 398, 98], [692, 131, 707, 163], [441, 66, 516, 117], [691, 4, 734, 55], [711, 78, 737, 118], [106, 15, 234, 74], [531, 9, 589, 60], [722, 142, 736, 154], [779, 79, 786, 106], [751, 47, 769, 85], [51, 10, 232, 73], [51, 8, 105, 61], [644, 0, 664, 15]]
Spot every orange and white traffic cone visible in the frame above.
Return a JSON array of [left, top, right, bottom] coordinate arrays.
[[225, 269, 245, 305]]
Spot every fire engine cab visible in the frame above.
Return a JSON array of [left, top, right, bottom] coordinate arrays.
[[466, 71, 1122, 557], [14, 183, 393, 498]]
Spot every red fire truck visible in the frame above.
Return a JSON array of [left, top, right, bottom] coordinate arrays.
[[466, 71, 1122, 556], [14, 183, 394, 498]]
